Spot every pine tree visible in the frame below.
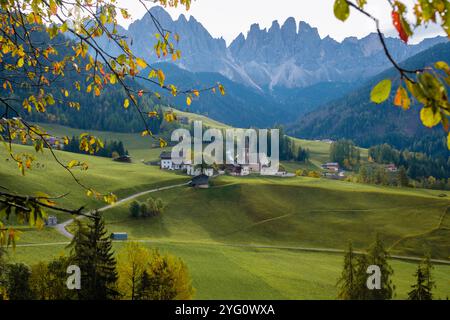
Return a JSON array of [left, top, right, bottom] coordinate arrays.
[[5, 263, 34, 300], [421, 254, 435, 296], [408, 255, 434, 300], [69, 212, 119, 300], [397, 166, 409, 187], [408, 266, 432, 300], [354, 254, 371, 300], [135, 270, 152, 300], [337, 242, 358, 300], [366, 234, 395, 300]]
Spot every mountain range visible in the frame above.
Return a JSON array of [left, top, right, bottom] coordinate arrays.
[[95, 6, 446, 129], [102, 6, 445, 91]]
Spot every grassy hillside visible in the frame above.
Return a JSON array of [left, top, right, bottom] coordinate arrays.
[[0, 143, 189, 223], [94, 175, 450, 260], [9, 242, 450, 300]]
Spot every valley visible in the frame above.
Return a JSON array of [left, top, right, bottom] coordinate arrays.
[[2, 118, 449, 300]]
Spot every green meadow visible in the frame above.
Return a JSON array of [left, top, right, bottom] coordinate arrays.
[[1, 120, 449, 300]]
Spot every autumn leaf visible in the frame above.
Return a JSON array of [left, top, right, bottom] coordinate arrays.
[[159, 138, 168, 148], [68, 160, 78, 169], [218, 84, 225, 96], [157, 69, 165, 87], [392, 11, 409, 43], [420, 107, 441, 128], [124, 98, 130, 109], [371, 79, 392, 104], [334, 0, 350, 22], [186, 96, 192, 106], [394, 86, 411, 110], [448, 132, 450, 150], [136, 58, 148, 69]]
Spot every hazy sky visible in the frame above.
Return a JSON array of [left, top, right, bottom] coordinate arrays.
[[117, 0, 445, 45]]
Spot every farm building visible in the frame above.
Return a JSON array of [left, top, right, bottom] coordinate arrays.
[[113, 155, 132, 163], [46, 216, 58, 226], [160, 152, 191, 170], [385, 164, 398, 172], [321, 162, 340, 172], [190, 174, 209, 188], [111, 232, 128, 241], [226, 164, 250, 176]]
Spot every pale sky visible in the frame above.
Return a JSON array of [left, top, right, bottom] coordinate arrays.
[[116, 0, 445, 45]]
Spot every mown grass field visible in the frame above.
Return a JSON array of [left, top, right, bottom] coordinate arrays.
[[1, 121, 449, 300]]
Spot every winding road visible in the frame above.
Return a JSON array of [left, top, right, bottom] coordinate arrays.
[[54, 182, 191, 239]]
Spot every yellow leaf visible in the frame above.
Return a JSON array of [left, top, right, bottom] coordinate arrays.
[[110, 74, 117, 84], [218, 84, 225, 95], [448, 132, 450, 150], [68, 160, 78, 169], [157, 70, 165, 87], [186, 96, 192, 106], [159, 138, 168, 148], [193, 90, 200, 97], [124, 98, 130, 109], [136, 58, 148, 69], [420, 107, 441, 128]]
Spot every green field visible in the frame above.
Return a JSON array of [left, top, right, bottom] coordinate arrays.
[[1, 120, 449, 300], [8, 242, 450, 300]]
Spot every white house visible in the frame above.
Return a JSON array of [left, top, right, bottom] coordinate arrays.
[[160, 152, 174, 170], [241, 165, 250, 176], [260, 165, 278, 176], [161, 152, 192, 171]]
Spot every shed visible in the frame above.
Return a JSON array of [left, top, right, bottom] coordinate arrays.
[[189, 174, 209, 188], [113, 155, 132, 163], [111, 232, 128, 241]]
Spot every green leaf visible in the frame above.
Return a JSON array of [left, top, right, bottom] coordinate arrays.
[[334, 0, 350, 22], [370, 79, 392, 104]]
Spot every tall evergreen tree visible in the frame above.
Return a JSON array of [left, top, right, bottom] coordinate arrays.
[[366, 234, 395, 300], [5, 263, 34, 300], [135, 270, 152, 300], [0, 249, 8, 299], [421, 254, 435, 295], [397, 166, 409, 187], [337, 242, 358, 300], [408, 266, 432, 300], [69, 212, 119, 300], [409, 255, 434, 300], [354, 254, 371, 300]]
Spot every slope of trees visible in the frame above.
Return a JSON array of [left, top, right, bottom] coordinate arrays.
[[290, 42, 450, 158]]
